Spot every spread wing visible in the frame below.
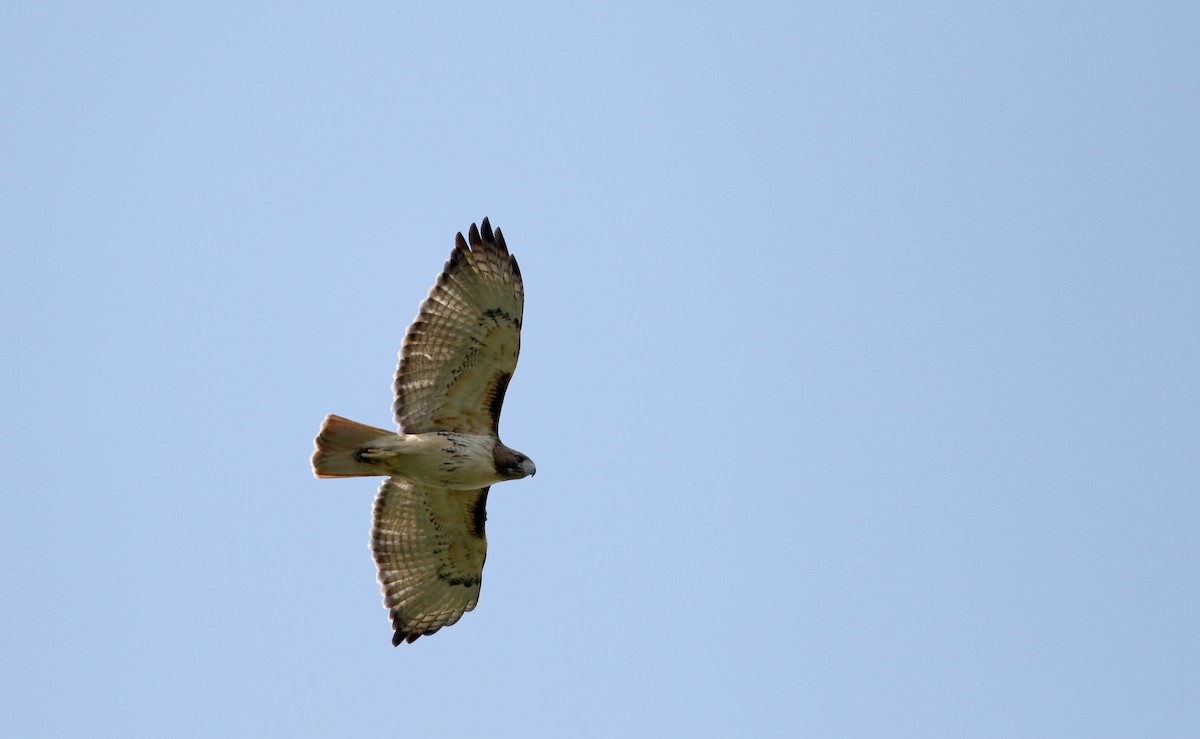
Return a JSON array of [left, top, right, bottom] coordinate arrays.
[[394, 218, 523, 435], [371, 477, 489, 645]]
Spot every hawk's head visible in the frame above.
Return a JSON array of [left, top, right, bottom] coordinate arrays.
[[493, 443, 537, 480]]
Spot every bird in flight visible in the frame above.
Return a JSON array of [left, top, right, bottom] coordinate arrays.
[[312, 218, 535, 646]]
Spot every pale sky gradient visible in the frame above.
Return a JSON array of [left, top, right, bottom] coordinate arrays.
[[3, 2, 1198, 737]]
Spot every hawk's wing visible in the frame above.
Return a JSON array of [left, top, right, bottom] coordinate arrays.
[[371, 477, 489, 645], [394, 218, 523, 435]]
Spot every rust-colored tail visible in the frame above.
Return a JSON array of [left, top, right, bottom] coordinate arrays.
[[312, 415, 395, 478]]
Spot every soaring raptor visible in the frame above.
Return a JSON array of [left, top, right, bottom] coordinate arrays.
[[312, 218, 535, 646]]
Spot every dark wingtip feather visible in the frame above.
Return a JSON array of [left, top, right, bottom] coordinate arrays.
[[480, 217, 494, 243], [468, 222, 482, 247], [392, 624, 422, 646]]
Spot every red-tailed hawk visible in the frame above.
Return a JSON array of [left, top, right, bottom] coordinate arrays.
[[312, 218, 535, 646]]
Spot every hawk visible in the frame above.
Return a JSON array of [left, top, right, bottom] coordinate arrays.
[[312, 218, 535, 646]]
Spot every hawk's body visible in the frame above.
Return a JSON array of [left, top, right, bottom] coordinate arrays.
[[312, 219, 535, 646]]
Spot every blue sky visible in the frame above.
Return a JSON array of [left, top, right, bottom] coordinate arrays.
[[3, 2, 1198, 736]]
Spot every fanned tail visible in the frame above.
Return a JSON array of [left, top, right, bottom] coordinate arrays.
[[312, 415, 395, 478]]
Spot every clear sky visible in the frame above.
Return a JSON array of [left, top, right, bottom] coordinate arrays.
[[3, 2, 1198, 737]]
